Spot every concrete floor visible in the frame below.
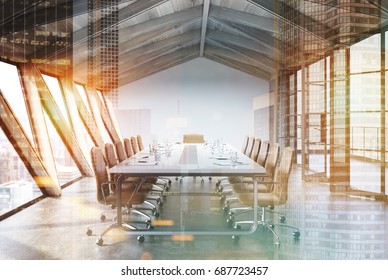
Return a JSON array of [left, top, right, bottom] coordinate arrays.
[[0, 168, 387, 260]]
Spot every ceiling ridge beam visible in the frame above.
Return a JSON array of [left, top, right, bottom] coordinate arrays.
[[199, 0, 211, 56]]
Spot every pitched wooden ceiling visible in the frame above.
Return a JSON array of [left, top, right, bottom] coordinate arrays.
[[1, 0, 387, 87]]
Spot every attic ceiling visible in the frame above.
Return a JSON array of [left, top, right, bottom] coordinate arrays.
[[1, 0, 388, 88]]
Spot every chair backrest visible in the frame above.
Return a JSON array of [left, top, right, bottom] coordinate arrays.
[[90, 147, 110, 204], [136, 135, 145, 151], [256, 140, 269, 166], [244, 136, 255, 157], [115, 141, 127, 162], [250, 138, 261, 162], [241, 135, 249, 154], [273, 147, 294, 204], [124, 137, 135, 157], [105, 143, 118, 168], [131, 136, 140, 154], [265, 143, 280, 179], [183, 133, 204, 143]]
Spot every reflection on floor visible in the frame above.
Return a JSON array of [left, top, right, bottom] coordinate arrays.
[[0, 167, 387, 260]]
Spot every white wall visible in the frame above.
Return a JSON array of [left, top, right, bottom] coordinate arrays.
[[117, 57, 269, 148]]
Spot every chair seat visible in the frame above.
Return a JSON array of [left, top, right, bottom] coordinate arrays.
[[237, 191, 281, 206], [104, 182, 147, 205], [228, 175, 271, 185], [232, 182, 271, 193]]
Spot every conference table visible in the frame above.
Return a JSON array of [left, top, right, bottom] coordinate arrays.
[[107, 142, 266, 241]]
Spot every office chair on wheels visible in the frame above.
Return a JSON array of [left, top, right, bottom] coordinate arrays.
[[226, 147, 300, 244], [86, 147, 154, 245]]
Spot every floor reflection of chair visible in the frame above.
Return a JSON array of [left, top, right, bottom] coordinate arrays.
[[86, 147, 153, 245], [227, 147, 300, 244]]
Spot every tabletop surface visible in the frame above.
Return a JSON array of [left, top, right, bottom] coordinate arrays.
[[109, 143, 266, 176]]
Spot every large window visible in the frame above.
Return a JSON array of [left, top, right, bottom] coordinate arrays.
[[349, 34, 381, 193], [42, 75, 82, 185], [0, 62, 41, 215]]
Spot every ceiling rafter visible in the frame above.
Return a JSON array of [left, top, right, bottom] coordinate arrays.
[[119, 30, 201, 69], [206, 29, 274, 60], [204, 47, 271, 80], [119, 45, 199, 86], [209, 4, 276, 34], [206, 38, 274, 73]]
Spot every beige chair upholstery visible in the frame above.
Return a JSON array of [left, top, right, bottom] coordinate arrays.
[[250, 138, 261, 162], [115, 141, 127, 163], [257, 140, 270, 167], [124, 138, 135, 157], [137, 135, 145, 151], [244, 136, 255, 157], [131, 136, 140, 154], [241, 135, 249, 154], [183, 133, 205, 143]]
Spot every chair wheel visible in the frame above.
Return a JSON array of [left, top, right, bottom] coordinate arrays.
[[147, 225, 155, 230], [96, 238, 104, 246], [168, 180, 171, 185], [279, 216, 286, 223], [165, 186, 170, 191], [293, 230, 300, 239], [268, 224, 274, 229], [222, 206, 229, 213], [137, 235, 145, 243], [209, 177, 212, 181], [234, 224, 241, 230], [226, 218, 234, 228], [86, 229, 92, 236], [232, 235, 240, 242], [153, 210, 160, 217], [100, 214, 106, 222]]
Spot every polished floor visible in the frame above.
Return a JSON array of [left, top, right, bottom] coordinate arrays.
[[0, 167, 387, 260]]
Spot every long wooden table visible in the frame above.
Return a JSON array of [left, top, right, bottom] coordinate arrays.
[[106, 143, 265, 241]]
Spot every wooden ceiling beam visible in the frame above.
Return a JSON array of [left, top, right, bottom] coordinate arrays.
[[204, 45, 272, 80], [205, 39, 274, 73], [119, 45, 199, 85], [206, 29, 274, 59], [119, 30, 201, 69], [209, 4, 275, 34]]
